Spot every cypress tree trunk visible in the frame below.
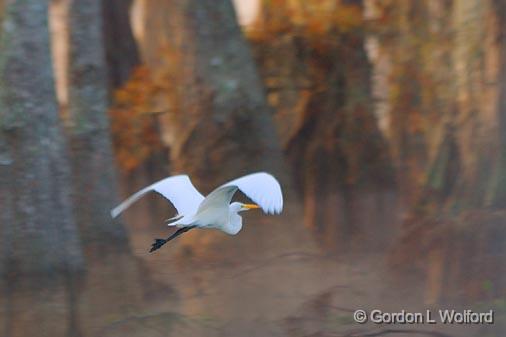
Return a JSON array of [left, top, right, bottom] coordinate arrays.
[[168, 0, 284, 191], [66, 0, 129, 254], [488, 0, 506, 207], [0, 1, 84, 335], [65, 3, 144, 335], [250, 0, 397, 253]]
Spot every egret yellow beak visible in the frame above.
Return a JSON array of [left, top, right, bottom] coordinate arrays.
[[243, 204, 260, 209]]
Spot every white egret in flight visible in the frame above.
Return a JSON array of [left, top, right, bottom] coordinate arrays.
[[111, 172, 283, 252]]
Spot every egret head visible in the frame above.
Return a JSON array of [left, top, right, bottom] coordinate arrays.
[[230, 202, 260, 213]]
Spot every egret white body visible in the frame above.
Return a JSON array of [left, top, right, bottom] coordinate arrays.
[[111, 172, 283, 252]]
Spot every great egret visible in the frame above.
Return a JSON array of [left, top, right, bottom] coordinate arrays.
[[111, 172, 283, 252]]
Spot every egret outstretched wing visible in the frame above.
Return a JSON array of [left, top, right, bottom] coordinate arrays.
[[215, 172, 283, 215], [111, 175, 204, 218]]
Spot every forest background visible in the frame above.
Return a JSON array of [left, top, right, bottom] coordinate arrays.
[[0, 0, 505, 336]]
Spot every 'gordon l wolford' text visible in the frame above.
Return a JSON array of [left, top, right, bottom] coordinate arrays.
[[369, 309, 494, 324]]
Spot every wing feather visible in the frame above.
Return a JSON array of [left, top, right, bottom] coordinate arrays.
[[196, 185, 238, 213], [111, 175, 204, 218], [221, 172, 283, 214]]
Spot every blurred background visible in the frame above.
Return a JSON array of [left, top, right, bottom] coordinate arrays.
[[0, 0, 505, 336]]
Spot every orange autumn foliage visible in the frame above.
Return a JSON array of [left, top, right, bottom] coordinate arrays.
[[108, 44, 185, 172], [248, 0, 363, 44], [108, 66, 164, 172]]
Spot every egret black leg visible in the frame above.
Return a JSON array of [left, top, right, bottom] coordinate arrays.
[[149, 226, 197, 253]]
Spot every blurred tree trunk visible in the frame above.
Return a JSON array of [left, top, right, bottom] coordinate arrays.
[[379, 1, 437, 207], [66, 0, 129, 255], [378, 0, 506, 303], [0, 1, 4, 23], [250, 0, 397, 253], [65, 1, 144, 335], [0, 0, 84, 336], [285, 38, 396, 253], [163, 0, 284, 191], [489, 0, 506, 207], [101, 0, 139, 89], [49, 0, 139, 113], [377, 0, 504, 219]]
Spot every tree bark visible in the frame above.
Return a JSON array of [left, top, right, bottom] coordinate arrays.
[[0, 1, 84, 335], [164, 0, 284, 192], [66, 0, 129, 254], [65, 2, 145, 335], [0, 0, 83, 287], [0, 1, 4, 24], [489, 0, 506, 207]]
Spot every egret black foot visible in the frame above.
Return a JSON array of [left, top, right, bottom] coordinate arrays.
[[149, 239, 167, 253]]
